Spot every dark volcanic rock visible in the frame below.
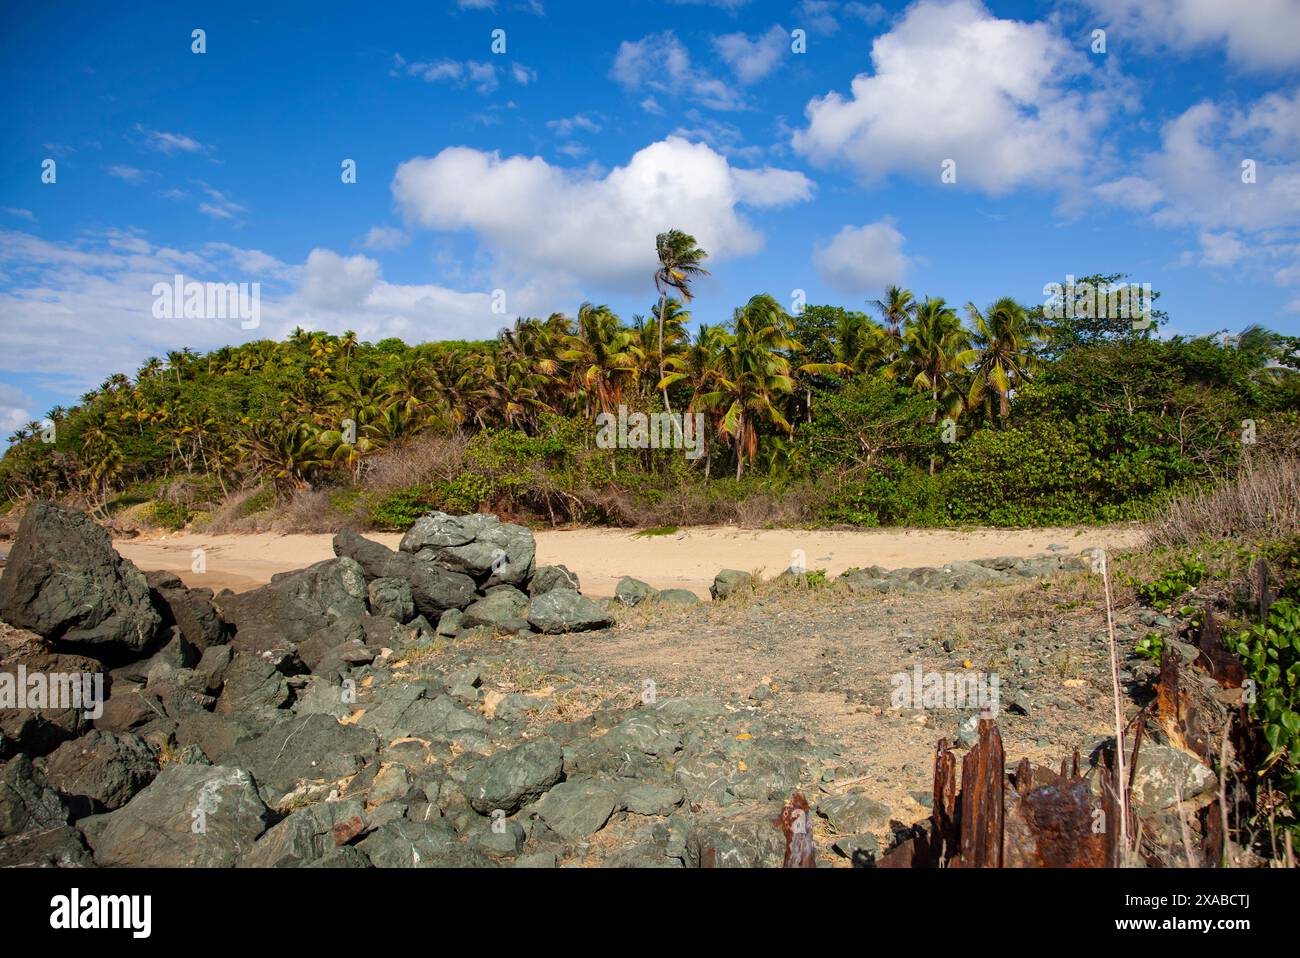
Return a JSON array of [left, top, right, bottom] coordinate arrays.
[[334, 530, 477, 617], [216, 556, 368, 664], [87, 764, 272, 867], [463, 739, 564, 814], [0, 652, 104, 759], [0, 823, 92, 867], [0, 754, 69, 837], [41, 729, 158, 816], [0, 501, 161, 655], [400, 512, 536, 588], [526, 589, 613, 634], [146, 572, 227, 653], [220, 713, 380, 806], [528, 564, 580, 596]]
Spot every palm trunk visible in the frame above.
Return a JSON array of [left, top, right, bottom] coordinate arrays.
[[658, 292, 672, 414]]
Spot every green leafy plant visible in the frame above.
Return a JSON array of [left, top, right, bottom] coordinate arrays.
[[1227, 598, 1300, 826], [148, 500, 191, 531], [1133, 556, 1207, 608], [1134, 632, 1165, 662]]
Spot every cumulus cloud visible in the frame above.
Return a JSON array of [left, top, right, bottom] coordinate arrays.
[[391, 136, 814, 291], [0, 383, 33, 437], [713, 25, 788, 84], [1082, 0, 1300, 71], [792, 0, 1117, 194], [611, 32, 746, 111], [0, 229, 517, 389], [813, 220, 912, 293]]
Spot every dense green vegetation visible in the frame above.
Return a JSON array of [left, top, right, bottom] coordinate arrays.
[[2, 239, 1298, 531]]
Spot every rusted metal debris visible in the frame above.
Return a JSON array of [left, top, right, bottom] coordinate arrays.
[[779, 791, 816, 868], [1156, 637, 1215, 762], [878, 720, 1124, 868], [1254, 558, 1276, 623], [1194, 609, 1245, 688], [957, 719, 1005, 867]]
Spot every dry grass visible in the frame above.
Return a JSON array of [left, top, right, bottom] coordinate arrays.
[[1146, 454, 1300, 550], [361, 432, 470, 496]]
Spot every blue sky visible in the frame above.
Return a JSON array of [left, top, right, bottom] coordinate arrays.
[[2, 0, 1299, 441]]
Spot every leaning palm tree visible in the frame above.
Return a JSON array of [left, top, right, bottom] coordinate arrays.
[[654, 230, 709, 412], [964, 297, 1042, 421]]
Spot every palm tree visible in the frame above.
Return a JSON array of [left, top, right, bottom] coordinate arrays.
[[558, 303, 640, 417], [699, 294, 799, 480], [964, 297, 1041, 421], [889, 296, 976, 473], [659, 323, 728, 476], [870, 285, 916, 360], [654, 230, 709, 412]]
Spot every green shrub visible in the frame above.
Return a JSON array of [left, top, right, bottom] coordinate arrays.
[[368, 486, 437, 530], [148, 500, 191, 531]]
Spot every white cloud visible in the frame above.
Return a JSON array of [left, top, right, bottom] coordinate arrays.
[[511, 62, 537, 85], [713, 25, 788, 84], [1092, 175, 1164, 210], [1196, 231, 1248, 267], [792, 0, 1117, 195], [0, 384, 32, 437], [1082, 0, 1300, 71], [2, 208, 35, 222], [547, 113, 602, 136], [107, 165, 151, 183], [358, 226, 408, 250], [611, 32, 746, 111], [134, 125, 207, 155], [0, 229, 517, 388], [399, 57, 501, 94], [391, 137, 814, 291], [813, 220, 912, 293]]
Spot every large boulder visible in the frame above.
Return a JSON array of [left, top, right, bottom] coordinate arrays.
[[0, 652, 104, 759], [526, 589, 613, 634], [614, 577, 657, 607], [367, 577, 414, 623], [461, 588, 531, 634], [0, 754, 68, 837], [463, 739, 564, 814], [145, 571, 227, 652], [215, 557, 368, 664], [219, 713, 379, 807], [0, 501, 161, 656], [87, 764, 273, 867], [528, 564, 580, 596], [400, 512, 536, 588], [41, 729, 158, 816], [334, 530, 476, 616], [710, 569, 753, 601]]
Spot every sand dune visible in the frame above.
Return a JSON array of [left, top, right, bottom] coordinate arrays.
[[114, 524, 1145, 598]]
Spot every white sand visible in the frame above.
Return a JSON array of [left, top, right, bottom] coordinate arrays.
[[114, 524, 1144, 598]]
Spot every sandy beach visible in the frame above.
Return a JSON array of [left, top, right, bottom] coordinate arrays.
[[114, 524, 1145, 597]]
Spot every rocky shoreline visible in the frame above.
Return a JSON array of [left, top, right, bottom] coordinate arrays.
[[0, 501, 1186, 868]]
